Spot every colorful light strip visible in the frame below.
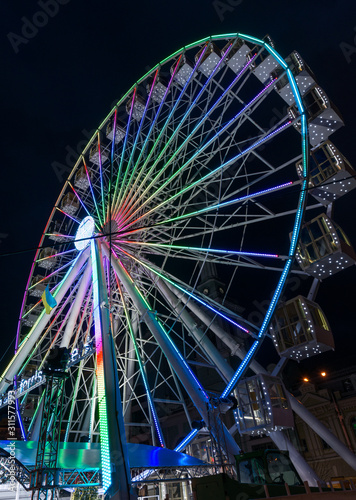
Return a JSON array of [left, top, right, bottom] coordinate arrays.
[[83, 158, 104, 227], [116, 58, 182, 220], [55, 207, 80, 224], [97, 134, 106, 225], [116, 247, 250, 334], [221, 38, 309, 398], [90, 240, 111, 493], [120, 71, 277, 231], [118, 279, 165, 447], [154, 181, 294, 227], [119, 70, 159, 210], [35, 248, 76, 266], [174, 428, 199, 452], [106, 109, 117, 224], [115, 47, 209, 223], [112, 87, 137, 213], [68, 182, 101, 231], [27, 260, 75, 291], [117, 241, 280, 259]]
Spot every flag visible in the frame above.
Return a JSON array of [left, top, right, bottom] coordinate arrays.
[[42, 285, 57, 314]]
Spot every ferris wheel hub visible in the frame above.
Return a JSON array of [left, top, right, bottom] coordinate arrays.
[[102, 219, 119, 240], [74, 216, 95, 251]]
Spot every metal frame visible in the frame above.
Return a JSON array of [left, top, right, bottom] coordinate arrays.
[[0, 33, 355, 497]]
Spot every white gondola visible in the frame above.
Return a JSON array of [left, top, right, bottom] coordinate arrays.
[[74, 165, 91, 192], [126, 94, 146, 121], [147, 75, 168, 104], [272, 51, 317, 104], [171, 55, 196, 87], [89, 142, 109, 166], [38, 248, 57, 270], [288, 85, 344, 147], [295, 213, 356, 278], [247, 35, 281, 83], [270, 295, 334, 361], [195, 42, 222, 78], [22, 305, 41, 327], [29, 275, 46, 298], [106, 118, 126, 144], [296, 141, 356, 205], [236, 374, 294, 435], [222, 38, 250, 74], [61, 192, 80, 216]]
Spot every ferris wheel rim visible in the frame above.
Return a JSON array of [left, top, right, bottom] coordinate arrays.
[[1, 34, 310, 466]]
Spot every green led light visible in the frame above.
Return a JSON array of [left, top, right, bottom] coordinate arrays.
[[91, 240, 112, 493]]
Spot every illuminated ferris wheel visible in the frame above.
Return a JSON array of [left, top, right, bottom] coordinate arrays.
[[1, 33, 356, 497]]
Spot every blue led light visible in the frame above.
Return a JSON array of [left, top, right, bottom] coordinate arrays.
[[163, 180, 294, 225], [222, 49, 308, 397], [174, 428, 199, 452]]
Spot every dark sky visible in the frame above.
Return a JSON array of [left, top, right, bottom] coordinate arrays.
[[0, 1, 356, 375]]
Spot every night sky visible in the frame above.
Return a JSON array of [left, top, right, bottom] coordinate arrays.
[[1, 1, 356, 377]]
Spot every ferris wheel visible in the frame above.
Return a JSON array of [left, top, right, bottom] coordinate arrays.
[[1, 33, 356, 497]]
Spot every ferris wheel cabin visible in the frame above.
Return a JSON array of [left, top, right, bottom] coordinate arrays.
[[294, 213, 356, 278], [235, 374, 294, 435], [270, 295, 334, 361], [222, 38, 250, 74], [296, 140, 356, 205], [272, 51, 317, 104], [288, 85, 344, 147], [247, 35, 280, 83], [60, 192, 80, 216], [106, 118, 126, 143]]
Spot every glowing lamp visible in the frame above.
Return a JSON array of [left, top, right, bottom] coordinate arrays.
[[75, 216, 95, 251]]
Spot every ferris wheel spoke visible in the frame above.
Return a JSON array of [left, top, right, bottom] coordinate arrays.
[[96, 134, 107, 223], [82, 158, 104, 227], [112, 48, 203, 215], [111, 57, 184, 219], [0, 248, 89, 393], [55, 206, 81, 224], [114, 72, 161, 209], [67, 181, 101, 231], [116, 240, 286, 267], [113, 47, 214, 219], [119, 73, 279, 229], [115, 44, 247, 220], [117, 281, 165, 447], [114, 246, 251, 334], [157, 180, 297, 229], [115, 75, 163, 214], [111, 87, 137, 210], [115, 177, 297, 248], [120, 117, 293, 232]]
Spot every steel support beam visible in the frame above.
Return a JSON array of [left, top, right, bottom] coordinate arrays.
[[0, 249, 90, 394], [167, 283, 323, 485], [104, 244, 240, 462], [91, 240, 136, 500]]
